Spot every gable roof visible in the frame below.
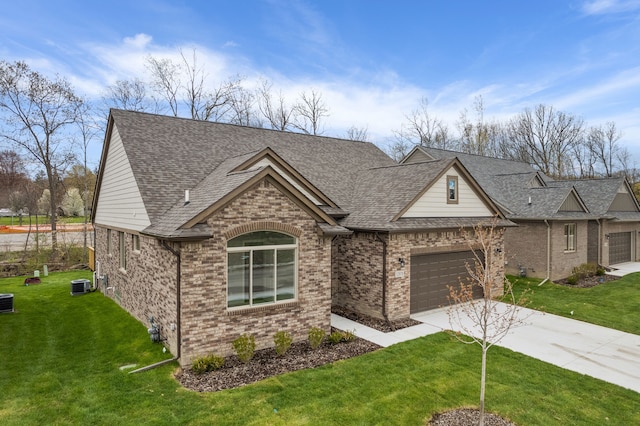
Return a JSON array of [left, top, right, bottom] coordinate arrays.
[[406, 146, 623, 220], [93, 111, 513, 238]]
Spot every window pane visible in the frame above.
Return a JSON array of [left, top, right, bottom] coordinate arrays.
[[228, 231, 295, 247], [277, 249, 295, 301], [252, 250, 275, 304], [228, 252, 250, 307]]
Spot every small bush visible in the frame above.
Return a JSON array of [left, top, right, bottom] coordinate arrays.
[[572, 263, 599, 280], [232, 334, 256, 363], [566, 274, 579, 285], [328, 331, 344, 345], [342, 329, 356, 342], [273, 331, 293, 356], [191, 354, 225, 375], [308, 327, 325, 349], [596, 267, 606, 276]]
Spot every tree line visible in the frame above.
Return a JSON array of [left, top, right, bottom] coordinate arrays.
[[1, 53, 638, 251]]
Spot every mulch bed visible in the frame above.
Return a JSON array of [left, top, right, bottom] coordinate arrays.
[[554, 274, 619, 288], [331, 306, 422, 332], [428, 408, 516, 425], [176, 337, 380, 392]]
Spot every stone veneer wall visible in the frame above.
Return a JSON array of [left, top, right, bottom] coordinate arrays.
[[94, 226, 179, 356], [333, 227, 506, 321], [178, 179, 332, 366]]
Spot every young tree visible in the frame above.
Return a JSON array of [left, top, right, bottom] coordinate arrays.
[[256, 79, 296, 131], [345, 125, 369, 142], [447, 218, 529, 426], [0, 60, 83, 253]]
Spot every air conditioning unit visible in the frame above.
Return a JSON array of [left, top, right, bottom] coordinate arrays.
[[71, 279, 91, 296], [0, 293, 14, 313]]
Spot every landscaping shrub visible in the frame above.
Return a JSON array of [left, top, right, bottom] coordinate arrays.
[[308, 327, 325, 349], [342, 329, 356, 342], [232, 334, 256, 363], [328, 330, 344, 345], [191, 354, 225, 375], [566, 274, 579, 285], [273, 331, 293, 356]]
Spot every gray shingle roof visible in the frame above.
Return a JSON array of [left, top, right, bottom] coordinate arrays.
[[104, 111, 511, 236], [416, 146, 636, 220]]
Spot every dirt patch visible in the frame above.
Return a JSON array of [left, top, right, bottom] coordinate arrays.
[[554, 274, 619, 288], [428, 408, 516, 425], [176, 337, 381, 392], [332, 306, 421, 332]]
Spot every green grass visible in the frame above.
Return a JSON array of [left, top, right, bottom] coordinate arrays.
[[509, 273, 640, 335], [0, 215, 86, 226], [1, 272, 639, 425]]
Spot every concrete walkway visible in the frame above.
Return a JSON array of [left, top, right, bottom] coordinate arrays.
[[607, 261, 640, 277], [332, 303, 640, 393]]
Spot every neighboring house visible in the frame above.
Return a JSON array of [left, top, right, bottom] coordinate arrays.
[[403, 146, 640, 280], [92, 110, 509, 366]]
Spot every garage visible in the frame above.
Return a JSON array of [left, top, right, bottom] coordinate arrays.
[[609, 232, 632, 264], [410, 250, 484, 313]]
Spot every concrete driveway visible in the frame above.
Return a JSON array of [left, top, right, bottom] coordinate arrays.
[[607, 261, 640, 277], [332, 302, 640, 393]]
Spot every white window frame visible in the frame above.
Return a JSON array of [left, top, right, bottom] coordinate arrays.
[[564, 223, 576, 252], [107, 229, 112, 255], [447, 175, 459, 204], [132, 234, 140, 252], [227, 232, 298, 309]]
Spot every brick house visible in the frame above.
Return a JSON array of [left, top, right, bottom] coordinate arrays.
[[403, 146, 640, 281], [92, 110, 509, 366]]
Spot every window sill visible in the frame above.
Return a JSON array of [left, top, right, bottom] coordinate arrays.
[[226, 300, 299, 316]]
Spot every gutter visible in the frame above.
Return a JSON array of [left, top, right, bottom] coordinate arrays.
[[538, 220, 551, 286], [374, 232, 395, 331], [161, 240, 182, 361]]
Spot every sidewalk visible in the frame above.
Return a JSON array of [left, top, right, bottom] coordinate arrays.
[[332, 303, 640, 393]]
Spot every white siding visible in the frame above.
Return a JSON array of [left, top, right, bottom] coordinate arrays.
[[94, 125, 151, 231], [401, 167, 493, 218], [252, 158, 322, 205]]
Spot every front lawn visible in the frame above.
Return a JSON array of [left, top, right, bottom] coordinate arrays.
[[1, 272, 639, 425], [509, 273, 640, 335]]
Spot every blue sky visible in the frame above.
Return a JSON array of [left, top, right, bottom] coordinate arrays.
[[1, 0, 640, 167]]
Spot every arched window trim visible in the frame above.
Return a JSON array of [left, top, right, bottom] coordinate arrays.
[[227, 230, 298, 310]]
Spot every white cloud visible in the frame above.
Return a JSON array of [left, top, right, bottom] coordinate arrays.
[[582, 0, 640, 15]]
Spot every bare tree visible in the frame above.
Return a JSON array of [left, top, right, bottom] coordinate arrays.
[[146, 49, 244, 121], [292, 89, 329, 135], [507, 104, 584, 178], [393, 97, 451, 149], [447, 218, 529, 426], [457, 96, 504, 156], [227, 85, 261, 127], [102, 78, 156, 113], [345, 125, 369, 141], [587, 122, 622, 177], [256, 79, 296, 131], [0, 60, 83, 252], [146, 56, 180, 116], [386, 138, 412, 162]]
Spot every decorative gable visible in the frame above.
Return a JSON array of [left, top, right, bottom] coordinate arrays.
[[558, 191, 587, 212], [93, 125, 151, 231], [610, 183, 639, 212], [400, 165, 493, 218]]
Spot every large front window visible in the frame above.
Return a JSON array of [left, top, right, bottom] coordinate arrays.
[[227, 231, 297, 308]]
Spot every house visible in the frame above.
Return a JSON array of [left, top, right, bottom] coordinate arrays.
[[92, 110, 510, 366], [402, 146, 640, 280]]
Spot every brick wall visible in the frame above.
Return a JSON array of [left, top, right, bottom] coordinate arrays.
[[95, 178, 332, 367], [333, 227, 506, 321], [179, 179, 332, 366], [94, 226, 179, 356], [504, 220, 589, 281]]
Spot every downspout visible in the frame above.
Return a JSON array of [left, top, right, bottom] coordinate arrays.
[[538, 220, 551, 286], [596, 219, 602, 266], [374, 232, 395, 331], [161, 240, 182, 361]]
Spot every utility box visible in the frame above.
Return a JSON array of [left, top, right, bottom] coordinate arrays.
[[0, 294, 14, 313], [71, 279, 91, 296]]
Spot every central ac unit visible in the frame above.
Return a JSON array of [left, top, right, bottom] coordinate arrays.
[[0, 294, 14, 313], [71, 279, 91, 295]]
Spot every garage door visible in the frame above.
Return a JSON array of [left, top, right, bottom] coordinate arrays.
[[609, 232, 632, 264], [410, 250, 484, 313]]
